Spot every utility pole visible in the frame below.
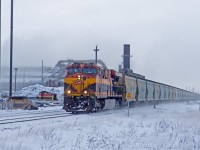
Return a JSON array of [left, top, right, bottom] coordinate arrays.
[[23, 69, 25, 87], [0, 0, 2, 90], [93, 45, 99, 65], [9, 0, 14, 96], [127, 100, 130, 117], [41, 60, 43, 84], [14, 67, 18, 91]]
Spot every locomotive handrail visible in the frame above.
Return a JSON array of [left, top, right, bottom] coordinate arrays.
[[55, 59, 107, 69]]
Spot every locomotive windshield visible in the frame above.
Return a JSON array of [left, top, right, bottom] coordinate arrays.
[[67, 68, 82, 74], [82, 68, 97, 74]]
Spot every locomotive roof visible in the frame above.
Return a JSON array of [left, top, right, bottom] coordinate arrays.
[[8, 96, 28, 100], [66, 62, 104, 69], [9, 96, 27, 98]]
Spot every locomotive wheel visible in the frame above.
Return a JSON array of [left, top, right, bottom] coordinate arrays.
[[100, 100, 105, 109], [86, 106, 90, 113], [115, 101, 120, 109]]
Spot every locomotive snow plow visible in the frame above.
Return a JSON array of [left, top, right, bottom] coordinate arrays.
[[64, 95, 117, 113], [7, 96, 38, 110]]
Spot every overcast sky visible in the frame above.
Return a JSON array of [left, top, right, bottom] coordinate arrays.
[[1, 0, 200, 92]]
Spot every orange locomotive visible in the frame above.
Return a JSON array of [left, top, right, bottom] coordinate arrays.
[[63, 63, 124, 112]]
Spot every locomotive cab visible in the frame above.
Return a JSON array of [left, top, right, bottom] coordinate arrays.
[[63, 62, 124, 113], [63, 63, 100, 112]]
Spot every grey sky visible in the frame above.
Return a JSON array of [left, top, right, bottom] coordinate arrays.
[[1, 0, 200, 91]]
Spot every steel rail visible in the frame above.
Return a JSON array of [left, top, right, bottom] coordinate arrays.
[[0, 113, 74, 125], [0, 111, 69, 122], [0, 109, 64, 118]]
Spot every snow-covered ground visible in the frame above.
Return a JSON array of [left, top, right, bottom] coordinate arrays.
[[0, 100, 200, 150]]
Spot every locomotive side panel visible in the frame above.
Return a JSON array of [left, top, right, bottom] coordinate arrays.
[[96, 77, 111, 99]]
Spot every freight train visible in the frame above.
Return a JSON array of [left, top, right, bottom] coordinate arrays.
[[63, 62, 200, 113]]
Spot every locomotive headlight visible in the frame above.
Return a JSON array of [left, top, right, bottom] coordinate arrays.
[[84, 90, 88, 94], [67, 90, 71, 94], [78, 75, 81, 80]]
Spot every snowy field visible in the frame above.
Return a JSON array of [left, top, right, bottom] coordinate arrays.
[[0, 100, 200, 150]]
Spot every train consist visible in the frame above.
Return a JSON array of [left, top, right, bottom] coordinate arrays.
[[63, 62, 200, 113]]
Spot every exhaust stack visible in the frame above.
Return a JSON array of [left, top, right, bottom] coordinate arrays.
[[123, 44, 131, 70]]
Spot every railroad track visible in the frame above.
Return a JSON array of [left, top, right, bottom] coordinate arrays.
[[0, 112, 73, 125], [1, 100, 198, 125], [0, 109, 64, 118]]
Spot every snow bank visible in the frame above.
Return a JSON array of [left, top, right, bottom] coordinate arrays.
[[0, 84, 64, 101]]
